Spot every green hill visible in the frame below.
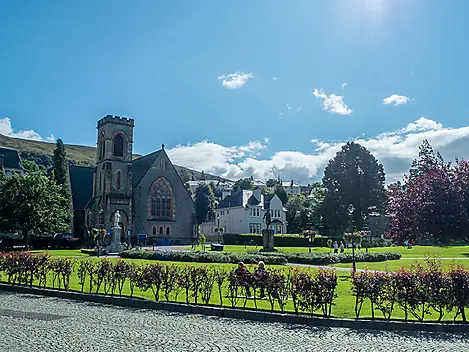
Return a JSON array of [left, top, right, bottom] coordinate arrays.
[[0, 134, 225, 182]]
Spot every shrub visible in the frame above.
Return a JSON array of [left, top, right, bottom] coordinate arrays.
[[120, 250, 288, 265]]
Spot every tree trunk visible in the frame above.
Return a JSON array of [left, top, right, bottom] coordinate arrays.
[[23, 229, 29, 250]]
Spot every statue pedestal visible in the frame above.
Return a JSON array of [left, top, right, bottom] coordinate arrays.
[[260, 229, 276, 252], [106, 226, 124, 254]]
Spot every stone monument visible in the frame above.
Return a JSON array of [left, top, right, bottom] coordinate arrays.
[[261, 211, 276, 252], [106, 210, 124, 254]]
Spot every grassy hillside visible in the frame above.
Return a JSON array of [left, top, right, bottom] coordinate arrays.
[[0, 134, 225, 181]]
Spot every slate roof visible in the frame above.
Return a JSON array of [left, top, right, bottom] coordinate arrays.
[[263, 194, 275, 209], [0, 147, 22, 170], [131, 150, 161, 188], [218, 191, 243, 209], [247, 195, 259, 206], [69, 165, 94, 210]]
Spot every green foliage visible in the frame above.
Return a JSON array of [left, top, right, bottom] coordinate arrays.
[[235, 178, 254, 190], [285, 194, 309, 233], [52, 139, 70, 199], [0, 169, 71, 247], [120, 250, 288, 265], [320, 142, 386, 234], [178, 168, 192, 183], [274, 184, 288, 204], [266, 178, 279, 188], [195, 183, 217, 224]]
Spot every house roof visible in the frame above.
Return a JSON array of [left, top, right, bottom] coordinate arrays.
[[131, 150, 162, 188], [247, 195, 259, 205], [0, 147, 22, 170], [218, 191, 243, 209], [263, 194, 275, 209], [69, 165, 94, 210], [281, 181, 300, 187]]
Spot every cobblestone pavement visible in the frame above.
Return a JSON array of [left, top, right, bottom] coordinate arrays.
[[1, 292, 468, 352]]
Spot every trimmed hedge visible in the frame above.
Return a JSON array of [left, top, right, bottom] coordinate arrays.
[[80, 249, 97, 256], [120, 249, 400, 266], [120, 250, 288, 265], [247, 251, 401, 265], [223, 234, 331, 247]]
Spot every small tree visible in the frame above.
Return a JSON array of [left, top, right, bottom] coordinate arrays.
[[52, 139, 70, 200], [198, 234, 207, 251]]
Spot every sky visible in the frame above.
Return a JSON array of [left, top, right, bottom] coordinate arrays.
[[1, 0, 469, 184]]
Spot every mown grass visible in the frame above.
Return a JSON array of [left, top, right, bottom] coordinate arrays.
[[1, 253, 465, 323]]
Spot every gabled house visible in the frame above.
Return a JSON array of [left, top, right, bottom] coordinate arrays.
[[216, 188, 287, 234], [0, 147, 23, 176]]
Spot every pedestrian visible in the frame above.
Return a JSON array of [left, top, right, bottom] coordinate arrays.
[[340, 241, 344, 253], [333, 241, 339, 254], [234, 262, 252, 297], [254, 261, 268, 298]]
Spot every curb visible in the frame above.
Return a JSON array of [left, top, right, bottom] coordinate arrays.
[[0, 283, 466, 333]]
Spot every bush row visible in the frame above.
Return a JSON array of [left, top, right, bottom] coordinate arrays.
[[254, 251, 402, 265], [352, 259, 469, 323], [223, 234, 331, 247], [0, 251, 337, 316], [120, 250, 288, 265]]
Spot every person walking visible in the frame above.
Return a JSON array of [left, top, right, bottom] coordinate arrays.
[[333, 241, 339, 254]]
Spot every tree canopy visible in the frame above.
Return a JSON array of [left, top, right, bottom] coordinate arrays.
[[234, 178, 254, 190], [194, 182, 217, 224], [320, 142, 386, 234], [387, 140, 469, 244], [0, 168, 71, 247], [52, 139, 69, 199]]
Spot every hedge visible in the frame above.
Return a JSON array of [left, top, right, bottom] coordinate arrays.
[[223, 234, 331, 247], [252, 251, 402, 266], [120, 250, 288, 265], [120, 249, 400, 266]]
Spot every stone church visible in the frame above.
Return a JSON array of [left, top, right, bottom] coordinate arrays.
[[69, 115, 196, 245]]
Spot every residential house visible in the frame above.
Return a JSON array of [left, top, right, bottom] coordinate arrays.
[[187, 179, 234, 195], [282, 180, 301, 196], [0, 147, 23, 176], [216, 188, 287, 234]]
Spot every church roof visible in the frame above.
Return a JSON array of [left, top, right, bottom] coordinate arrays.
[[69, 165, 94, 210], [131, 150, 162, 188], [0, 147, 22, 170]]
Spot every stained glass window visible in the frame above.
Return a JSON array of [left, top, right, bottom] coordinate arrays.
[[149, 177, 173, 219], [166, 226, 170, 235]]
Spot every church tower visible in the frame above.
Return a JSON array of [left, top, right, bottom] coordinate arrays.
[[93, 115, 134, 237]]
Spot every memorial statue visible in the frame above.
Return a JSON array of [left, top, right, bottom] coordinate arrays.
[[263, 210, 272, 229], [114, 210, 121, 228]]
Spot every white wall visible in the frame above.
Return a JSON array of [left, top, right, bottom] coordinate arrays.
[[216, 206, 249, 234]]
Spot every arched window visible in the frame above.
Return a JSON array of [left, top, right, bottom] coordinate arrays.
[[116, 171, 121, 190], [159, 226, 163, 235], [149, 177, 173, 219], [166, 226, 170, 235], [152, 226, 156, 235], [113, 134, 124, 157]]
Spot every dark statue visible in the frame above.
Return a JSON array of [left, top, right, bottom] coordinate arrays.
[[263, 210, 272, 229]]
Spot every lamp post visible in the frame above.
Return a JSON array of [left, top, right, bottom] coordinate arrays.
[[217, 213, 221, 244], [347, 204, 356, 275], [362, 213, 368, 253]]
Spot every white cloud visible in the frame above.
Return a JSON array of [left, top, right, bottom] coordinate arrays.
[[264, 137, 270, 144], [341, 82, 347, 90], [273, 77, 279, 81], [167, 117, 469, 185], [383, 94, 412, 107], [297, 107, 302, 112], [286, 104, 292, 111], [0, 117, 56, 142], [312, 88, 353, 115], [218, 71, 254, 89]]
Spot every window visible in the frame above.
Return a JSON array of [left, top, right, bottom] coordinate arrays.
[[149, 177, 173, 219], [99, 133, 105, 159], [152, 226, 157, 235], [116, 171, 121, 190], [166, 226, 170, 235], [256, 208, 260, 217], [159, 159, 166, 169], [226, 210, 229, 215], [113, 134, 124, 157], [159, 226, 163, 235]]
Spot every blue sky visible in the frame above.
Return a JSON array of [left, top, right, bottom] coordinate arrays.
[[1, 0, 469, 184]]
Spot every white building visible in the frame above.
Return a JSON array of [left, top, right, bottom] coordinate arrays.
[[215, 188, 287, 235], [187, 179, 234, 195], [281, 181, 301, 196]]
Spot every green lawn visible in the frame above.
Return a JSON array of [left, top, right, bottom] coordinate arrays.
[[1, 253, 465, 322], [29, 249, 90, 257]]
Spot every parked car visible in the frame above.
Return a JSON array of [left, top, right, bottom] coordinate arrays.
[[53, 233, 80, 249]]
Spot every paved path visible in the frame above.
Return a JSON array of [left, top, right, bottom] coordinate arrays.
[[1, 292, 468, 351]]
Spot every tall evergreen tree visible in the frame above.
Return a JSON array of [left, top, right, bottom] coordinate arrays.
[[195, 183, 217, 224], [320, 142, 386, 234], [52, 139, 69, 198]]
